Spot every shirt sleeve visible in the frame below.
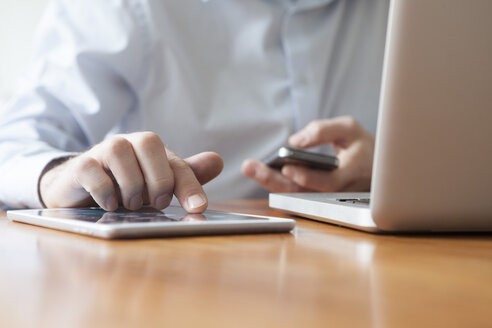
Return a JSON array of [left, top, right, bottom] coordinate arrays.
[[0, 0, 151, 209]]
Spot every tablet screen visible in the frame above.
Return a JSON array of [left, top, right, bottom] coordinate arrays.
[[37, 206, 269, 224]]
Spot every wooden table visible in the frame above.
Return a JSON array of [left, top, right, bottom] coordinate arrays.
[[0, 200, 491, 328]]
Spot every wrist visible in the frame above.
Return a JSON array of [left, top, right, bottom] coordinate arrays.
[[38, 156, 75, 208]]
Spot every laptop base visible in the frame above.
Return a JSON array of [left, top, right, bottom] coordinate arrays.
[[269, 192, 382, 233]]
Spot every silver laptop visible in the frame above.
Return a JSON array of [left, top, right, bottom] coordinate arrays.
[[269, 0, 492, 232]]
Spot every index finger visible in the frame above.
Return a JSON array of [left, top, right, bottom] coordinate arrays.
[[241, 159, 309, 193]]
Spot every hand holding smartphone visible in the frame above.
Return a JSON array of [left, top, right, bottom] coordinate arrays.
[[266, 146, 339, 171]]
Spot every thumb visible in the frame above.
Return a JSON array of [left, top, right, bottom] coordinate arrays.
[[184, 152, 224, 185], [288, 116, 362, 149]]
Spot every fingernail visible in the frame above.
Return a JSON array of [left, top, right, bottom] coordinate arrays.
[[105, 196, 118, 212], [289, 133, 307, 147], [187, 194, 206, 210], [155, 194, 171, 209], [129, 195, 143, 210]]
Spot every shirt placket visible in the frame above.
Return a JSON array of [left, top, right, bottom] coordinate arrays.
[[281, 0, 337, 131]]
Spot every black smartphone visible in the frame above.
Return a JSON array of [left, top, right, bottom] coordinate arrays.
[[265, 146, 339, 171]]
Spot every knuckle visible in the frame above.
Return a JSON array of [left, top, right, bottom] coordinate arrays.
[[135, 131, 163, 150], [74, 155, 99, 173], [341, 116, 359, 131], [106, 137, 132, 157]]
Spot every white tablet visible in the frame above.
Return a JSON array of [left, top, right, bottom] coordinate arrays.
[[7, 206, 295, 239]]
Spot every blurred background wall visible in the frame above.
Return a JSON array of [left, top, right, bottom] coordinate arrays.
[[0, 0, 49, 108]]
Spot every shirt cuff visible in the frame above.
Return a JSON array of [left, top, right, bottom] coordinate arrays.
[[0, 151, 78, 209]]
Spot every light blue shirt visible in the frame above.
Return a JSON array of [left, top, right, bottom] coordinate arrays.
[[0, 0, 389, 208]]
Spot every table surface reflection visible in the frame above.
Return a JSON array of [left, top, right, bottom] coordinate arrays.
[[1, 199, 491, 328]]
